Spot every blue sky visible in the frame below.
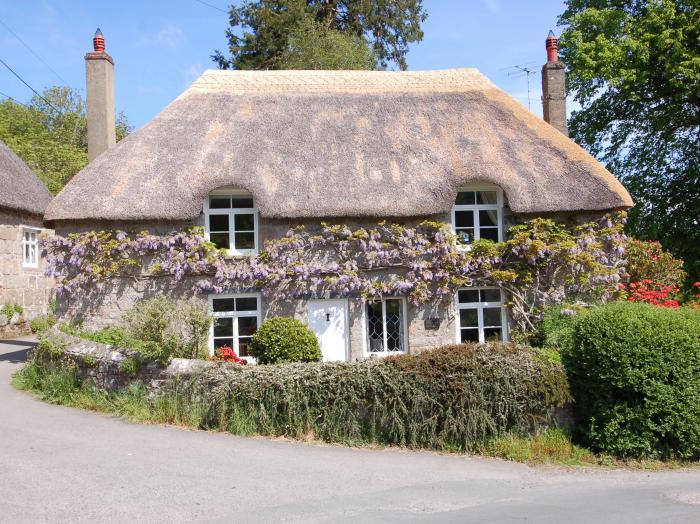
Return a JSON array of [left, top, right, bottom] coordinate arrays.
[[1, 0, 567, 129]]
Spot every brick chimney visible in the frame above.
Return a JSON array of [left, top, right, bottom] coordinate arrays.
[[85, 28, 116, 161], [541, 30, 568, 136]]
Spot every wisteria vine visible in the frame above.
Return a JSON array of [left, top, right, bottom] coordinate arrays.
[[42, 213, 627, 335]]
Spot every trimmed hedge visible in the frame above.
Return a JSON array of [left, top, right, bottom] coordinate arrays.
[[250, 317, 321, 364], [565, 302, 700, 459], [183, 343, 570, 450]]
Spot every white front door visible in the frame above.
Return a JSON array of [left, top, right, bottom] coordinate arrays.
[[308, 300, 348, 362]]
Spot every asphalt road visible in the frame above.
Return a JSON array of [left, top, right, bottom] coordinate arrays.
[[1, 337, 699, 523]]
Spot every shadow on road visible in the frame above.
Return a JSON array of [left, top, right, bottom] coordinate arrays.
[[0, 340, 34, 363]]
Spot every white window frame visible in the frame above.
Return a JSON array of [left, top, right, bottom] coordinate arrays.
[[454, 287, 508, 343], [451, 185, 504, 246], [208, 292, 262, 363], [21, 226, 41, 268], [203, 188, 259, 256], [363, 297, 408, 357]]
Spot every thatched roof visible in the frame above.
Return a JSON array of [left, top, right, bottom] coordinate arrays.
[[0, 140, 52, 216], [45, 69, 631, 222]]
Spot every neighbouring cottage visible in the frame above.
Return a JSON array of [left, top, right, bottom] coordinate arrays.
[[0, 140, 53, 322], [44, 31, 632, 362]]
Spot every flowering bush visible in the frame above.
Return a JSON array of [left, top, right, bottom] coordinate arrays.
[[620, 280, 680, 308], [624, 239, 685, 289], [211, 346, 247, 365], [42, 213, 627, 339]]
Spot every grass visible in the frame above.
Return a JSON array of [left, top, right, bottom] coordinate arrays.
[[11, 359, 699, 470]]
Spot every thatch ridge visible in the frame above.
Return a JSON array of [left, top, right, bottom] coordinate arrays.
[[45, 69, 631, 222], [0, 140, 52, 216]]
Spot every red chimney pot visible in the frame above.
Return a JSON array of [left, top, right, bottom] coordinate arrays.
[[545, 30, 558, 62], [93, 28, 105, 53]]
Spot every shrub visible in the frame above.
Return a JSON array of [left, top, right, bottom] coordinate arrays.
[[565, 301, 700, 459], [249, 317, 321, 364], [1, 303, 23, 318], [539, 305, 588, 352], [30, 314, 57, 334], [625, 239, 685, 289], [187, 342, 570, 449]]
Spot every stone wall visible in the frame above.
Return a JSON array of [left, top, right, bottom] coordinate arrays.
[[0, 208, 53, 320]]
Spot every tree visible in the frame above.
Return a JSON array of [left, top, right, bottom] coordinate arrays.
[[558, 0, 700, 282], [279, 17, 377, 69], [212, 0, 426, 70], [0, 86, 131, 194]]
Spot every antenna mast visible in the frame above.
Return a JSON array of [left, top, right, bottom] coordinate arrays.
[[506, 64, 537, 111]]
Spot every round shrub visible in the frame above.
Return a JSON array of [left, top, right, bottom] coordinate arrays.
[[250, 317, 321, 364], [565, 301, 700, 459]]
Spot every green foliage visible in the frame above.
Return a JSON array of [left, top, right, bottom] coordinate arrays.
[[82, 353, 97, 368], [1, 303, 23, 318], [565, 301, 700, 459], [279, 17, 377, 69], [0, 87, 131, 194], [119, 356, 141, 377], [29, 314, 57, 334], [212, 0, 426, 70], [539, 304, 589, 352], [188, 342, 570, 450], [250, 316, 321, 364], [625, 238, 686, 289], [559, 0, 700, 282]]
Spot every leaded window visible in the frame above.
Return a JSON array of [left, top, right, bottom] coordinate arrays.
[[205, 190, 258, 255], [366, 298, 406, 355], [210, 294, 260, 360], [451, 187, 503, 245], [456, 288, 507, 343]]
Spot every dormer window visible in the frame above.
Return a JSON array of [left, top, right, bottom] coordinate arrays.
[[204, 189, 258, 255], [451, 186, 503, 245]]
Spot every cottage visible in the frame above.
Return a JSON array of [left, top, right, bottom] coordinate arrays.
[[0, 140, 53, 321], [44, 32, 631, 361]]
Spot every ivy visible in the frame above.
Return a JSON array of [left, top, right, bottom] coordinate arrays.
[[42, 213, 627, 338]]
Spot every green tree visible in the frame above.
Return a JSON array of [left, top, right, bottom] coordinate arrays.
[[0, 86, 131, 194], [212, 0, 426, 70], [279, 17, 377, 69], [558, 0, 700, 282]]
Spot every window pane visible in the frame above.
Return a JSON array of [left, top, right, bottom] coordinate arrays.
[[234, 232, 255, 250], [236, 297, 258, 311], [484, 328, 502, 342], [238, 316, 258, 337], [238, 338, 252, 357], [479, 228, 499, 242], [455, 191, 476, 205], [479, 210, 499, 227], [231, 196, 254, 209], [481, 289, 502, 303], [459, 308, 478, 328], [234, 213, 255, 231], [210, 197, 230, 209], [456, 229, 474, 244], [209, 233, 230, 250], [212, 298, 235, 312], [483, 307, 502, 327], [367, 301, 384, 352], [455, 210, 474, 228], [461, 329, 479, 343], [214, 338, 234, 349], [213, 317, 233, 337], [209, 214, 229, 232], [476, 191, 498, 204], [458, 290, 480, 303], [384, 300, 404, 352]]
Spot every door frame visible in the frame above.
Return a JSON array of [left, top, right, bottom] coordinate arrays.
[[308, 298, 350, 362]]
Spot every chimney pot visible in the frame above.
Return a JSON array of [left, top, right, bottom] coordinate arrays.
[[93, 27, 105, 53], [545, 30, 559, 62]]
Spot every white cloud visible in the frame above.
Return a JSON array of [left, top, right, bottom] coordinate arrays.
[[140, 25, 184, 49]]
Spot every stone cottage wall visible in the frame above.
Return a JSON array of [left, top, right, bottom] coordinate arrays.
[[0, 208, 53, 320]]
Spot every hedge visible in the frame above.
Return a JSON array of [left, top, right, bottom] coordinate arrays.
[[179, 342, 570, 450], [565, 302, 700, 459]]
